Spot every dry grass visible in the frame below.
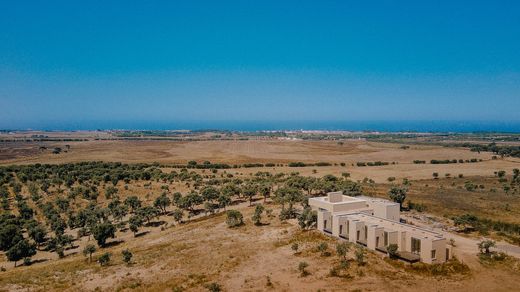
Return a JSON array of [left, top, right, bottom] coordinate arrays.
[[2, 139, 519, 183], [367, 175, 520, 224], [1, 205, 519, 292]]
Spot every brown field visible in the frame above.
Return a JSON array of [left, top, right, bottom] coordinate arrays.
[[1, 139, 519, 183]]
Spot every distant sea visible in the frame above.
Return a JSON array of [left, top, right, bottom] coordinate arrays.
[[9, 120, 520, 133]]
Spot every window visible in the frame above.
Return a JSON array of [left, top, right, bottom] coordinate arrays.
[[364, 226, 368, 240], [376, 236, 380, 247], [411, 238, 421, 254], [384, 232, 388, 246], [431, 250, 436, 259], [324, 220, 327, 229], [339, 225, 343, 234], [347, 221, 349, 235]]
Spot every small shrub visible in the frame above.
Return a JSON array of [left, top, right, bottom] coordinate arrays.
[[387, 244, 399, 259], [355, 247, 366, 265], [478, 240, 496, 254], [291, 242, 299, 253], [122, 249, 133, 264], [98, 252, 111, 266], [205, 282, 222, 292], [449, 238, 456, 247], [329, 266, 340, 277], [317, 242, 330, 256], [298, 261, 309, 277], [336, 242, 350, 261], [266, 276, 273, 287]]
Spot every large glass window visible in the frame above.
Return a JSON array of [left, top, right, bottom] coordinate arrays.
[[411, 237, 421, 254]]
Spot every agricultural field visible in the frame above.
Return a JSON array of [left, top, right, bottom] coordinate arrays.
[[0, 131, 520, 291]]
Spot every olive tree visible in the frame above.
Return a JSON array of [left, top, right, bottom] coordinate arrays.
[[6, 239, 36, 267], [388, 186, 407, 210], [92, 222, 116, 247], [83, 244, 97, 263], [226, 210, 244, 228]]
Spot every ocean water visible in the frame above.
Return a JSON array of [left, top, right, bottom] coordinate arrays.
[[17, 120, 520, 133]]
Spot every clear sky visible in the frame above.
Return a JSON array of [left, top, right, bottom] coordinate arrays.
[[1, 1, 519, 130]]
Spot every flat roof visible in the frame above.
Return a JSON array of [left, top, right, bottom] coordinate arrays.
[[357, 195, 399, 206], [338, 213, 444, 240], [309, 195, 366, 204], [310, 193, 398, 207]]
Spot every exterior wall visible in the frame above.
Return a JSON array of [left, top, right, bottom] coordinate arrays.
[[337, 216, 350, 239], [332, 215, 340, 237], [354, 221, 366, 243], [371, 203, 400, 221], [374, 227, 385, 249], [430, 238, 448, 264], [348, 220, 362, 243], [367, 225, 377, 249], [367, 225, 384, 250], [387, 231, 399, 246], [372, 203, 387, 218], [420, 239, 433, 263], [309, 199, 333, 212], [317, 210, 324, 231], [317, 210, 333, 232], [398, 231, 408, 252], [328, 192, 343, 203], [308, 196, 367, 214], [385, 205, 400, 221], [332, 201, 367, 213], [323, 211, 332, 232]]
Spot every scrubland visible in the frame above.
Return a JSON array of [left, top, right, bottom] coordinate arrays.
[[1, 133, 520, 291]]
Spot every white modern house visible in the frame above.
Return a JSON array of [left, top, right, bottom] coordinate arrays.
[[309, 192, 451, 264]]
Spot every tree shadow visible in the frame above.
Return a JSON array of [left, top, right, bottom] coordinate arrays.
[[102, 240, 124, 248], [144, 220, 166, 227], [65, 251, 78, 257], [28, 258, 50, 265], [230, 199, 246, 205], [190, 208, 204, 216], [251, 197, 263, 204], [254, 222, 271, 227], [135, 231, 151, 238], [65, 245, 79, 251]]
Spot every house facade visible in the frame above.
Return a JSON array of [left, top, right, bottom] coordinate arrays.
[[309, 192, 451, 264]]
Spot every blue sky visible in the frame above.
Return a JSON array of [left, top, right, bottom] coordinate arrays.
[[1, 1, 519, 129]]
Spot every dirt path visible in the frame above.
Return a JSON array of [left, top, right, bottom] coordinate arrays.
[[402, 213, 520, 261]]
